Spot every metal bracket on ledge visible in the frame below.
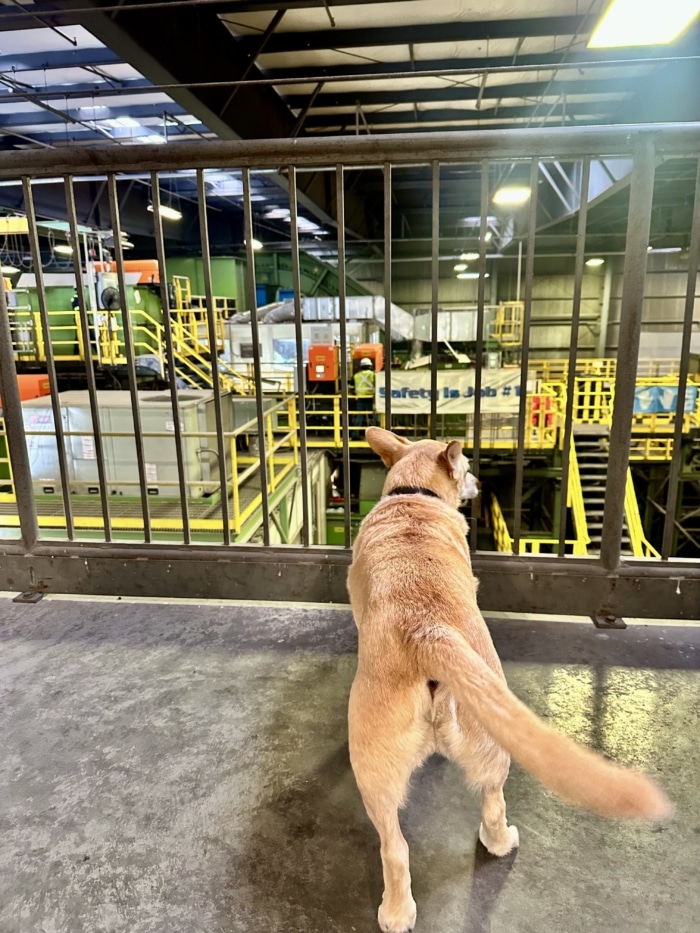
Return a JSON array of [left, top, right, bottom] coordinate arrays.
[[592, 613, 627, 630], [13, 590, 46, 604]]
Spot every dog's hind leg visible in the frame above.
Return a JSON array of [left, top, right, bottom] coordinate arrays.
[[478, 784, 519, 856], [349, 683, 432, 933], [435, 694, 519, 858]]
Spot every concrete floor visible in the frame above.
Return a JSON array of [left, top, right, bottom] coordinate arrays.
[[1, 596, 698, 933]]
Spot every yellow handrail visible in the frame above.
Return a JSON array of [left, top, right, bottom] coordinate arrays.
[[566, 439, 590, 555], [624, 469, 661, 558]]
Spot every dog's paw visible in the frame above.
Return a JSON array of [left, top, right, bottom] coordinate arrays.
[[479, 822, 519, 857], [378, 896, 417, 933]]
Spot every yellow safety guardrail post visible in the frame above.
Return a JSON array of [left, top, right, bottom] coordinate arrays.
[[288, 397, 299, 465], [333, 396, 342, 447], [267, 411, 277, 493], [624, 468, 661, 558], [230, 437, 241, 535], [567, 438, 590, 555]]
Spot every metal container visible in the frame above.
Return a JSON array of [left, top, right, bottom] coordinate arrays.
[[22, 390, 236, 499]]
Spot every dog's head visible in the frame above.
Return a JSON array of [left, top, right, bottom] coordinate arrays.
[[366, 427, 479, 507]]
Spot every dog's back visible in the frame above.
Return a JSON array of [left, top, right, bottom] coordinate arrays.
[[347, 428, 671, 933]]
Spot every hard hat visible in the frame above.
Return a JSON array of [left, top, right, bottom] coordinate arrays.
[[360, 357, 373, 367]]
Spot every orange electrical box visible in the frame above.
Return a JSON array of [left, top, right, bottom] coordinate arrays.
[[308, 344, 338, 382], [93, 260, 160, 284], [0, 374, 51, 410], [352, 343, 384, 372]]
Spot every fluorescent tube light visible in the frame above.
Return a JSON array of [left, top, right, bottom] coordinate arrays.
[[147, 203, 182, 221], [454, 263, 468, 272], [54, 244, 73, 255], [245, 238, 263, 251], [457, 272, 490, 280], [589, 0, 700, 47], [585, 257, 605, 267], [460, 252, 480, 261], [493, 186, 530, 206]]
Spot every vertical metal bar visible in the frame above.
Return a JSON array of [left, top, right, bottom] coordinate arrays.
[[197, 169, 232, 547], [0, 276, 39, 549], [22, 176, 74, 540], [242, 167, 271, 545], [512, 157, 539, 553], [64, 176, 112, 541], [558, 156, 591, 557], [336, 164, 352, 547], [383, 162, 392, 428], [470, 159, 489, 551], [107, 173, 152, 543], [662, 157, 700, 559], [597, 263, 613, 358], [151, 171, 191, 544], [289, 165, 311, 547], [600, 141, 656, 571], [430, 160, 440, 439]]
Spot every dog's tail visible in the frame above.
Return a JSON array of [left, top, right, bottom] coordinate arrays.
[[421, 630, 671, 821]]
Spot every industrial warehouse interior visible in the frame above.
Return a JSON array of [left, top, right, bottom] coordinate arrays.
[[0, 1, 699, 932]]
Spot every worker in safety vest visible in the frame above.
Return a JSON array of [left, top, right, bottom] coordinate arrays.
[[352, 356, 376, 438]]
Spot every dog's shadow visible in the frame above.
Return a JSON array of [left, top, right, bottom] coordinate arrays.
[[219, 738, 517, 933], [462, 839, 518, 933], [220, 742, 384, 932]]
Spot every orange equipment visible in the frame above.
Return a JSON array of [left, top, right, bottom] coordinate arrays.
[[308, 344, 339, 382], [352, 343, 384, 372], [0, 374, 51, 409], [93, 260, 160, 284]]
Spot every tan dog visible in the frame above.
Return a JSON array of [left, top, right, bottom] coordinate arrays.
[[347, 428, 671, 933]]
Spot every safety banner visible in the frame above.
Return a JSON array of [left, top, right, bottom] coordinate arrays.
[[374, 369, 531, 414], [633, 384, 698, 415]]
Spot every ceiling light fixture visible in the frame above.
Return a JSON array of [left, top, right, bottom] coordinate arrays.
[[54, 244, 73, 255], [588, 0, 700, 48], [147, 203, 182, 221], [245, 238, 263, 251], [456, 271, 490, 280], [493, 187, 531, 206], [460, 252, 480, 261], [454, 263, 468, 272], [585, 257, 605, 267]]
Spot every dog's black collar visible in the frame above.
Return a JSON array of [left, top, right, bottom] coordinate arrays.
[[387, 486, 441, 500]]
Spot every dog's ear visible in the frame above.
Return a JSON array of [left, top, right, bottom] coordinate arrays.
[[439, 440, 463, 479], [366, 427, 411, 467]]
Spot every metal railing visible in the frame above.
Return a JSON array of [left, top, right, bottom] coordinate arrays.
[[0, 124, 699, 618]]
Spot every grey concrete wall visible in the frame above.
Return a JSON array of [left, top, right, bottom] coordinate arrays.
[[606, 254, 700, 355], [355, 255, 699, 359]]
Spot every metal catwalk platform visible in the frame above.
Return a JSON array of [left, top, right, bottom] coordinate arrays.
[[1, 596, 698, 933]]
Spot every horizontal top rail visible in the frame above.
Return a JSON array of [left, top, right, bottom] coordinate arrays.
[[2, 124, 700, 178]]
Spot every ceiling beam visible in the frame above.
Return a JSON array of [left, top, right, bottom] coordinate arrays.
[[283, 78, 638, 110], [0, 0, 410, 29], [261, 46, 691, 81], [0, 47, 122, 72], [232, 15, 590, 54], [0, 103, 192, 127], [202, 0, 410, 9], [6, 128, 209, 145], [0, 78, 152, 100], [57, 0, 297, 140], [304, 102, 613, 130]]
